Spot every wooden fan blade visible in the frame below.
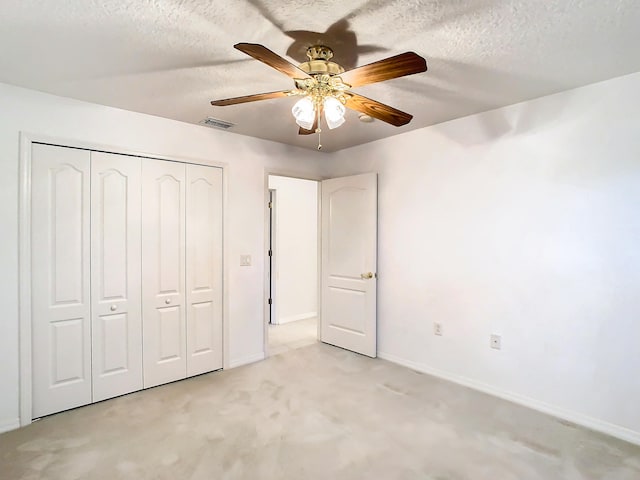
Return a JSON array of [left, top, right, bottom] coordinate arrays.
[[211, 90, 290, 106], [340, 52, 427, 88], [235, 43, 312, 80], [345, 93, 413, 126]]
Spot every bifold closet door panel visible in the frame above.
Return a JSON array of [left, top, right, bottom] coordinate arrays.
[[142, 159, 187, 388], [186, 165, 223, 376], [31, 144, 92, 418], [91, 152, 143, 402]]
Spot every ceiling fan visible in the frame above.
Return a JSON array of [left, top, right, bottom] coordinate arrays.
[[210, 43, 427, 149]]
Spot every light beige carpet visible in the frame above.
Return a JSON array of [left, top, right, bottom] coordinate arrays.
[[268, 317, 317, 356], [1, 343, 639, 479]]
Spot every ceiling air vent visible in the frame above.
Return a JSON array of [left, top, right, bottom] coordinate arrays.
[[200, 117, 235, 130]]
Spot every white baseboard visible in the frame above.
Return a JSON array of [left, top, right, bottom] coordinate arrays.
[[276, 312, 317, 325], [0, 417, 20, 434], [378, 351, 640, 447], [229, 352, 265, 369]]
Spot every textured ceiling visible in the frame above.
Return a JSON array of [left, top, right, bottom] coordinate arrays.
[[1, 0, 639, 152]]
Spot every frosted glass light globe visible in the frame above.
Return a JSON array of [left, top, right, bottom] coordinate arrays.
[[324, 96, 346, 130], [292, 97, 315, 130]]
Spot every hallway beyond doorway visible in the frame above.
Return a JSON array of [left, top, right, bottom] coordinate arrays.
[[268, 317, 317, 356]]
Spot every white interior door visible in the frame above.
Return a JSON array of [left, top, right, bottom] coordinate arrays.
[[31, 143, 92, 417], [185, 164, 223, 376], [91, 152, 143, 402], [142, 159, 187, 388], [320, 173, 377, 357]]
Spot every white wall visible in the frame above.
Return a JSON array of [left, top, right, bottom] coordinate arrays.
[[326, 72, 640, 444], [268, 176, 318, 324], [0, 82, 326, 432]]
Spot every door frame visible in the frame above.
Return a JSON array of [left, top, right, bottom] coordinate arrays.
[[263, 170, 323, 358], [18, 132, 230, 428], [268, 188, 277, 325]]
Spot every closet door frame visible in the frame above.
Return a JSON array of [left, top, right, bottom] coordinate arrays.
[[18, 132, 229, 428]]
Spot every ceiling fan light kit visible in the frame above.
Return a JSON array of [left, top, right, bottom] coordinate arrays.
[[211, 42, 427, 149], [292, 95, 345, 129]]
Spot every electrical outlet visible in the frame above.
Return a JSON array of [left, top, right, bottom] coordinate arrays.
[[490, 334, 501, 350], [240, 254, 251, 266], [434, 322, 443, 336]]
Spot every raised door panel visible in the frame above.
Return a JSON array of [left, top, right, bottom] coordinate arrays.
[[91, 152, 143, 402], [142, 159, 187, 387], [321, 173, 377, 357], [186, 165, 223, 376], [31, 143, 92, 418]]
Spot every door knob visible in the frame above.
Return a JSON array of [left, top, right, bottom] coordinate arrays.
[[110, 305, 117, 311], [360, 272, 374, 279], [165, 298, 172, 304]]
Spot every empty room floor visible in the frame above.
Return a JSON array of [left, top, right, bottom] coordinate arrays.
[[1, 343, 639, 479], [268, 317, 317, 356]]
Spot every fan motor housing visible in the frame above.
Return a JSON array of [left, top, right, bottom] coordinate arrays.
[[299, 45, 345, 76]]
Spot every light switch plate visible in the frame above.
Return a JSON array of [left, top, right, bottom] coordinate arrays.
[[240, 254, 251, 266]]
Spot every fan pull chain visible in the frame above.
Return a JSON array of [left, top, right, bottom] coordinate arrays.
[[316, 106, 322, 150]]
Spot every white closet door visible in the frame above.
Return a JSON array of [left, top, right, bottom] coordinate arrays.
[[91, 152, 143, 401], [142, 159, 187, 388], [186, 165, 223, 376], [32, 143, 92, 418]]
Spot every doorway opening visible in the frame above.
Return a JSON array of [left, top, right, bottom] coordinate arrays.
[[267, 175, 319, 356]]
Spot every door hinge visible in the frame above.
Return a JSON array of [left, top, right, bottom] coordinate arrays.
[[268, 201, 272, 209], [268, 249, 272, 257], [268, 298, 272, 305]]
